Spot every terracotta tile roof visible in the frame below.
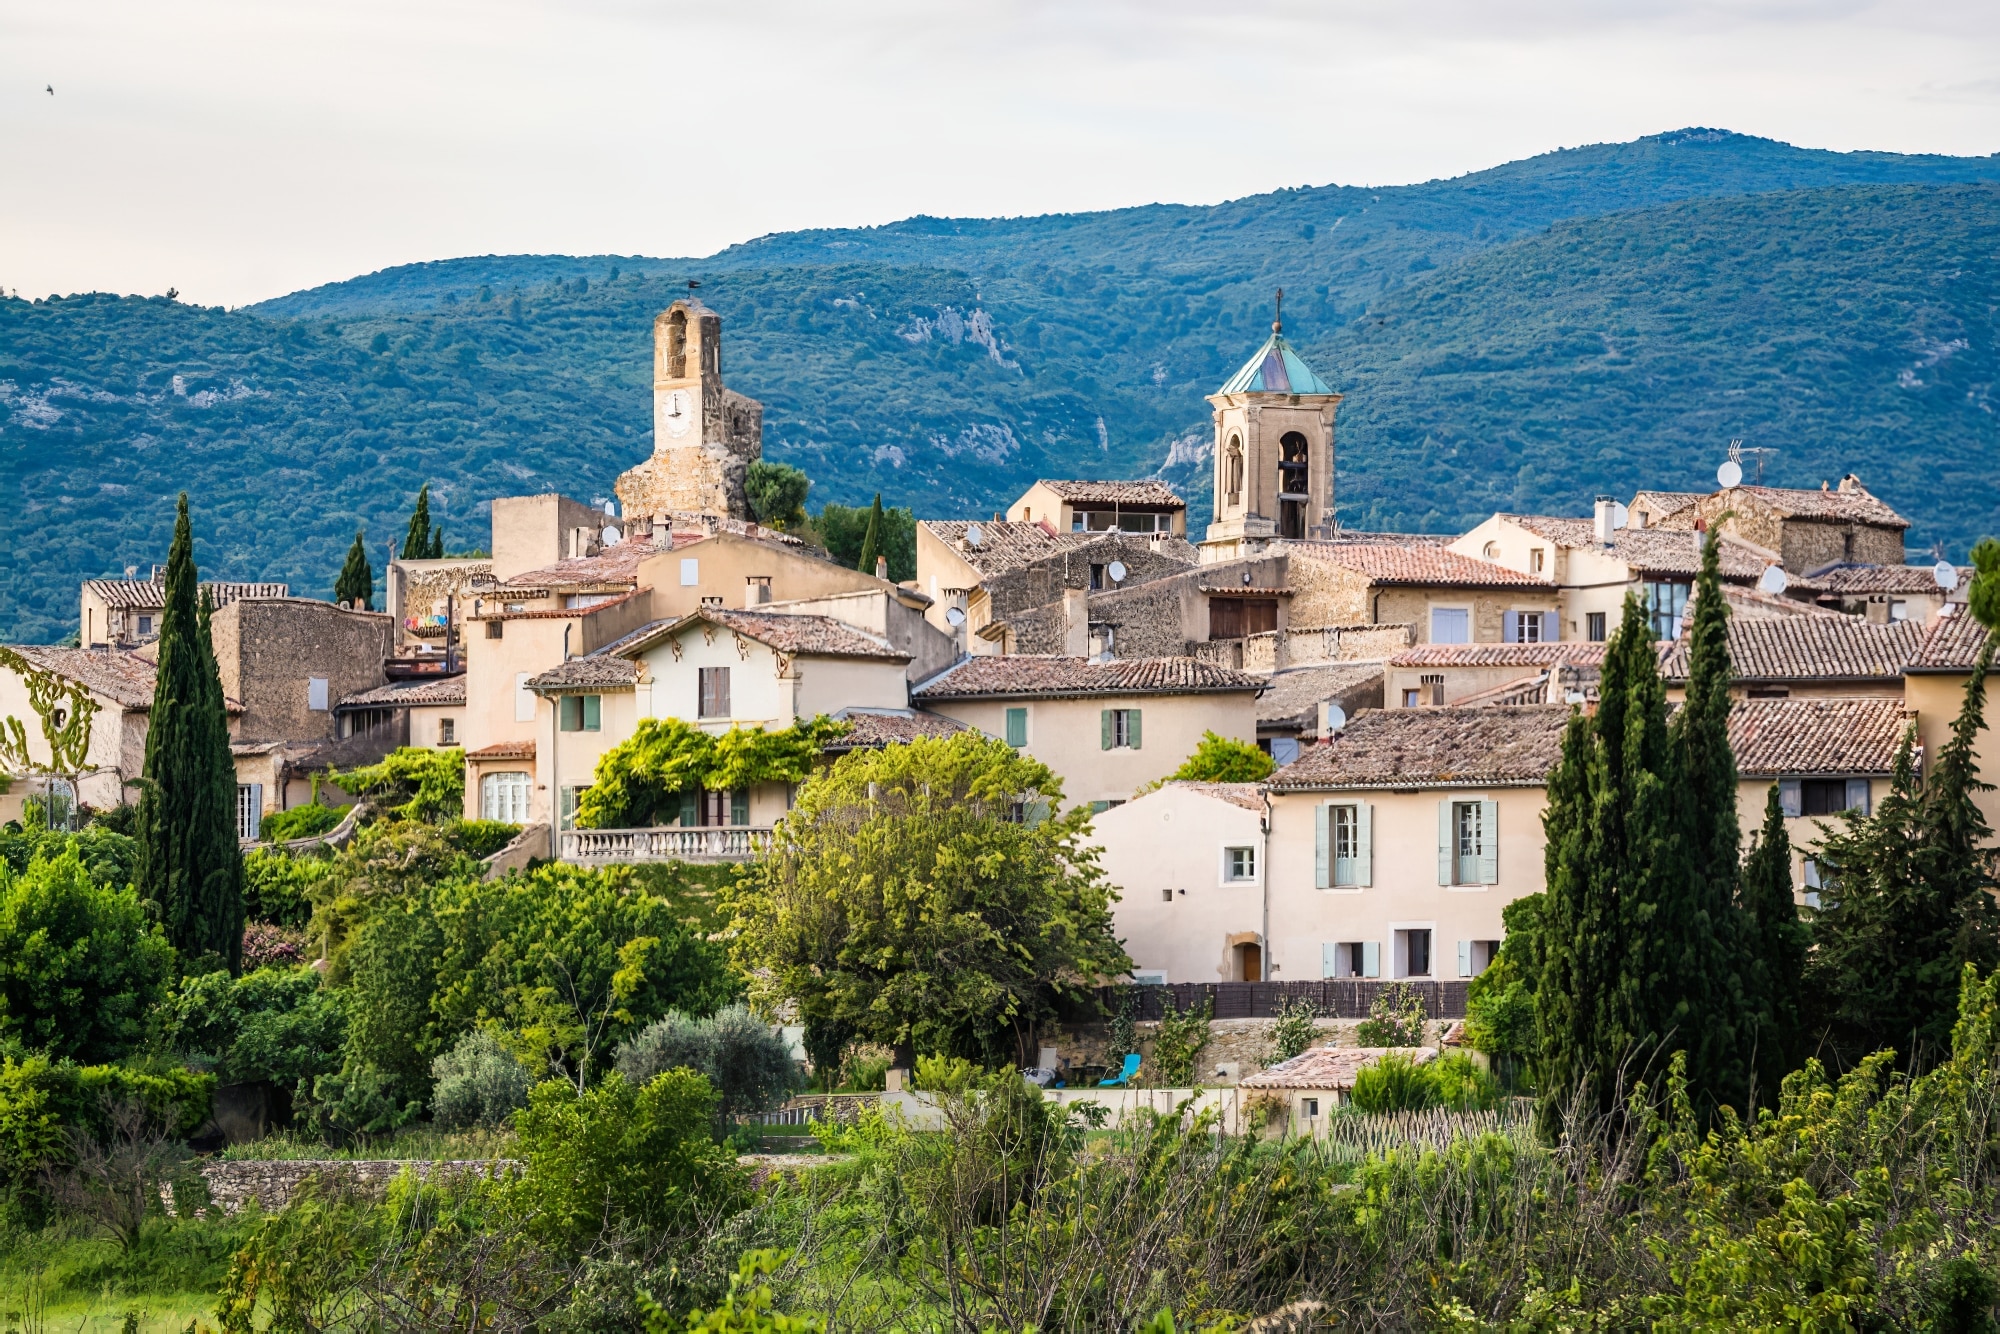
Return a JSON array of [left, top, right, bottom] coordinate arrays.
[[471, 587, 649, 620], [1033, 479, 1185, 508], [1506, 517, 1774, 580], [1908, 609, 1995, 673], [1720, 585, 1851, 620], [1287, 530, 1450, 548], [1631, 490, 1703, 517], [1160, 781, 1267, 813], [1729, 698, 1914, 776], [822, 709, 970, 751], [467, 740, 535, 760], [1728, 482, 1909, 528], [84, 579, 290, 610], [1657, 618, 1923, 682], [1257, 664, 1386, 729], [337, 676, 467, 708], [6, 645, 159, 709], [1806, 563, 1964, 595], [495, 538, 670, 592], [617, 608, 907, 661], [1241, 1046, 1438, 1090], [1269, 705, 1569, 790], [921, 521, 1102, 576], [526, 656, 642, 690], [1291, 543, 1554, 589], [913, 654, 1265, 701], [1388, 643, 1609, 669]]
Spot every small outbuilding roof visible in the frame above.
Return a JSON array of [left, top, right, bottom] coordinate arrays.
[[1241, 1046, 1437, 1091], [1270, 705, 1569, 791], [337, 676, 467, 709], [1728, 698, 1913, 777], [913, 654, 1264, 702], [1031, 479, 1185, 509]]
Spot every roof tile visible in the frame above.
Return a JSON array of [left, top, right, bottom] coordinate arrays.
[[1728, 482, 1909, 528], [5, 645, 158, 709], [1909, 610, 1994, 673], [1657, 618, 1923, 682], [1033, 479, 1185, 508], [1241, 1046, 1437, 1090], [1729, 698, 1913, 776], [1270, 705, 1569, 789], [913, 654, 1264, 701], [337, 676, 467, 708], [1291, 543, 1554, 588]]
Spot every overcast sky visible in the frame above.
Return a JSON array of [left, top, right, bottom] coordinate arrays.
[[4, 1, 1998, 309]]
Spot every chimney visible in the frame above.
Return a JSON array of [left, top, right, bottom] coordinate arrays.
[[1062, 588, 1089, 657], [744, 576, 771, 608], [1593, 496, 1616, 546], [875, 555, 888, 581]]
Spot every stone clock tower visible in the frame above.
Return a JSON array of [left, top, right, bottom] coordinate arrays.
[[614, 299, 765, 522], [1199, 308, 1342, 564]]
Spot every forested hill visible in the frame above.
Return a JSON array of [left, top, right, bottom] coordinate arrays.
[[3, 129, 1999, 642]]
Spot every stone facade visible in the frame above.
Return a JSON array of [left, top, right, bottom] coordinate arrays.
[[1044, 1017, 1456, 1084], [192, 1159, 517, 1215], [1676, 486, 1907, 572], [977, 534, 1198, 628], [615, 300, 764, 523], [387, 559, 493, 644], [210, 599, 394, 743]]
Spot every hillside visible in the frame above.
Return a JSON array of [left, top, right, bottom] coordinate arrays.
[[4, 130, 2000, 642]]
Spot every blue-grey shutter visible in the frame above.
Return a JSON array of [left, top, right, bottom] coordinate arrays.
[[1438, 801, 1454, 885], [679, 788, 699, 827], [1314, 802, 1331, 889], [1321, 942, 1338, 979], [1101, 710, 1113, 750], [1845, 778, 1871, 815], [1362, 941, 1381, 978], [1503, 611, 1520, 643], [731, 789, 750, 825], [1005, 707, 1027, 748], [583, 694, 601, 730], [1458, 940, 1473, 978], [1477, 799, 1500, 884], [1357, 802, 1374, 887], [1779, 780, 1802, 819], [1541, 612, 1559, 643]]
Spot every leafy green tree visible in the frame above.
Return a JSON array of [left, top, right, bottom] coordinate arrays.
[[815, 500, 916, 583], [575, 718, 845, 830], [134, 494, 244, 972], [744, 461, 810, 530], [336, 890, 447, 1106], [331, 746, 466, 823], [855, 492, 884, 577], [1465, 893, 1544, 1087], [332, 529, 373, 608], [732, 732, 1131, 1066], [0, 847, 175, 1062], [1167, 731, 1274, 783], [161, 964, 346, 1086], [511, 1070, 742, 1253], [401, 483, 443, 559], [615, 1004, 800, 1120], [1740, 784, 1808, 1087]]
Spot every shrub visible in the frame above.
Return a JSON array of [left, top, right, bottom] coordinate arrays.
[[512, 1071, 743, 1253], [1167, 731, 1275, 784], [432, 1029, 532, 1131], [241, 921, 305, 969], [1356, 983, 1428, 1048], [295, 1061, 422, 1142], [241, 846, 336, 929], [442, 818, 520, 859], [615, 1005, 799, 1120], [162, 965, 346, 1087], [1429, 1051, 1501, 1111], [332, 747, 465, 822], [0, 1057, 212, 1185], [1269, 994, 1323, 1065], [0, 847, 175, 1062], [257, 802, 345, 843], [1349, 1053, 1442, 1113], [1150, 994, 1213, 1087]]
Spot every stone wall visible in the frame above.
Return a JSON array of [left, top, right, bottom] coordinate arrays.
[[213, 599, 395, 743], [980, 534, 1197, 624], [1044, 1017, 1458, 1083], [193, 1159, 518, 1215], [394, 560, 494, 641]]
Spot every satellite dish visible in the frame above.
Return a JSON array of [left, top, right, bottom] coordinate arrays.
[[944, 606, 967, 628], [1107, 561, 1128, 583], [1323, 704, 1347, 732], [1758, 565, 1789, 596], [603, 499, 617, 517], [1098, 649, 1115, 664], [602, 525, 622, 546], [1717, 460, 1744, 489], [1611, 502, 1629, 531], [1936, 561, 1960, 591], [965, 525, 984, 548]]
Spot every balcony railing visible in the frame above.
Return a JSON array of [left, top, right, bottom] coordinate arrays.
[[560, 825, 775, 865]]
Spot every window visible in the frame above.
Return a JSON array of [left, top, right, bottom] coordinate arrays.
[[481, 771, 530, 823], [1161, 888, 1174, 903], [1403, 689, 1421, 708], [1422, 674, 1445, 706], [1643, 581, 1691, 639], [438, 717, 457, 745], [307, 677, 329, 711], [559, 694, 602, 732], [1458, 940, 1501, 977], [1586, 612, 1607, 642], [1302, 1097, 1319, 1119], [1089, 563, 1107, 590], [679, 558, 700, 586], [1530, 548, 1546, 574], [565, 593, 614, 609], [559, 785, 590, 830], [1890, 600, 1910, 622], [1118, 512, 1163, 534], [1100, 708, 1141, 750], [514, 672, 535, 722], [1440, 799, 1499, 886], [236, 783, 263, 841], [1842, 532, 1855, 562], [1798, 777, 1869, 817], [1398, 928, 1434, 978], [1802, 858, 1823, 909], [1004, 706, 1028, 748], [486, 620, 503, 639], [1223, 845, 1256, 882], [1323, 941, 1381, 978], [1481, 541, 1499, 560], [1331, 804, 1362, 886], [1430, 607, 1470, 644], [137, 615, 153, 636], [1131, 970, 1168, 986], [698, 667, 731, 719], [1503, 611, 1555, 644]]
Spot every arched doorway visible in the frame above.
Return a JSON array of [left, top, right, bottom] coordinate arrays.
[[1235, 941, 1263, 983]]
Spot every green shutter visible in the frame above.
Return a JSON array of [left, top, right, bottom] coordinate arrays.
[[1362, 940, 1380, 978], [1128, 709, 1142, 750], [1477, 799, 1499, 884], [679, 788, 699, 827], [558, 696, 576, 732], [1438, 801, 1453, 885], [1101, 710, 1113, 750], [582, 694, 601, 731], [1357, 801, 1373, 887], [1458, 940, 1473, 977], [731, 789, 750, 826], [1025, 799, 1051, 826], [1005, 707, 1028, 748], [1314, 802, 1330, 889]]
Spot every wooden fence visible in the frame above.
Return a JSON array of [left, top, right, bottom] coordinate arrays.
[[1077, 979, 1468, 1022]]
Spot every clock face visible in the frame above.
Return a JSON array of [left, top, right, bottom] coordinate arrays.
[[663, 389, 693, 437]]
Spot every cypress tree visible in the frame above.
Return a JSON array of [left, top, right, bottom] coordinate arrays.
[[855, 492, 884, 576], [402, 484, 437, 560], [334, 530, 373, 609], [135, 495, 245, 972], [1741, 784, 1808, 1084]]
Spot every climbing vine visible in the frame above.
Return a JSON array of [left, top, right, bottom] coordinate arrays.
[[575, 716, 850, 829], [0, 646, 101, 823]]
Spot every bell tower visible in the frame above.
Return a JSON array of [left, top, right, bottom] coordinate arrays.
[[1199, 293, 1342, 564], [616, 297, 765, 523]]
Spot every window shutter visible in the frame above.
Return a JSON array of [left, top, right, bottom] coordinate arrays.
[[1779, 779, 1802, 819], [1362, 940, 1380, 978], [1357, 802, 1373, 887], [1314, 802, 1330, 889], [1025, 799, 1051, 826], [1005, 707, 1027, 748], [680, 558, 699, 586], [583, 695, 601, 730], [679, 788, 699, 827], [307, 677, 329, 711], [515, 672, 534, 722], [1128, 710, 1142, 750], [1101, 710, 1113, 750], [1845, 778, 1871, 815], [1478, 799, 1500, 884], [1503, 611, 1520, 644], [1458, 940, 1473, 978], [1438, 801, 1453, 885], [1542, 612, 1559, 643], [1321, 942, 1338, 979], [716, 668, 731, 718], [731, 789, 750, 825]]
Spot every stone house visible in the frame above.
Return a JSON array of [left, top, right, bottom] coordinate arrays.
[[1094, 781, 1270, 985], [911, 654, 1265, 810], [0, 647, 162, 823], [1385, 643, 1607, 710], [1006, 479, 1187, 538], [1276, 542, 1559, 645], [80, 576, 288, 650], [1666, 476, 1909, 571]]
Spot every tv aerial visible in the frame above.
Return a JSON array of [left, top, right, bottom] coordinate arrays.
[[1721, 439, 1779, 487]]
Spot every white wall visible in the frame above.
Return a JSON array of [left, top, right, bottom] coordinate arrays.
[[1094, 785, 1267, 985]]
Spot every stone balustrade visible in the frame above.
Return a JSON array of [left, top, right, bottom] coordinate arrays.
[[560, 825, 774, 865]]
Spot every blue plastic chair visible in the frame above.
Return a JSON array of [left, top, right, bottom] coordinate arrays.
[[1098, 1053, 1141, 1088]]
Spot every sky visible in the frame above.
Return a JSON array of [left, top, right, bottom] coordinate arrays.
[[4, 1, 1998, 309]]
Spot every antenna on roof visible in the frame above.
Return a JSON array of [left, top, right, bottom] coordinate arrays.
[[1726, 438, 1779, 485], [1272, 288, 1283, 335]]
